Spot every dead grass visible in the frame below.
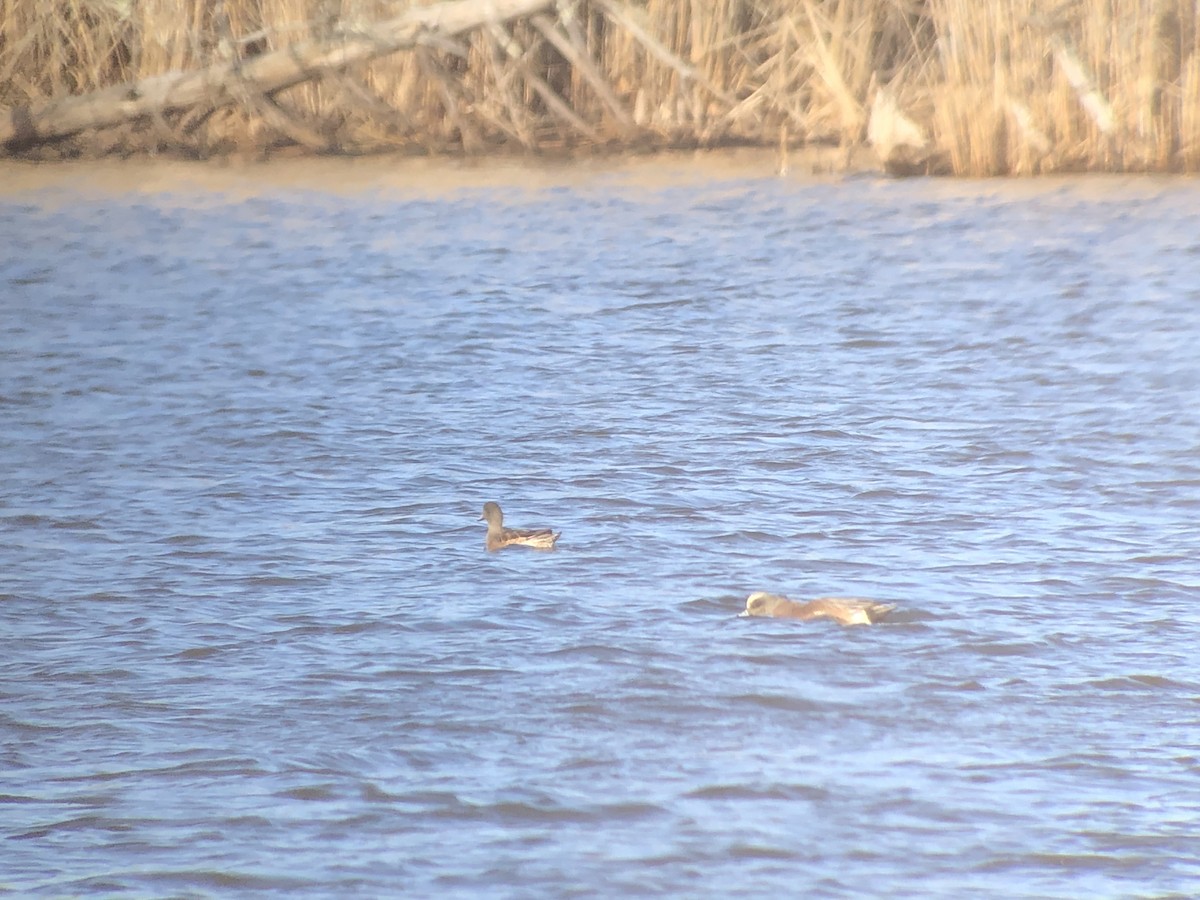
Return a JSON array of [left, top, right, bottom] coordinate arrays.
[[2, 0, 1199, 173]]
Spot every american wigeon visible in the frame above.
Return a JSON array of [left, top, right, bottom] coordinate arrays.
[[479, 501, 560, 552], [739, 591, 895, 626]]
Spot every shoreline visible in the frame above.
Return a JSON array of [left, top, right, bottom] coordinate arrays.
[[0, 146, 872, 196], [2, 145, 1195, 201]]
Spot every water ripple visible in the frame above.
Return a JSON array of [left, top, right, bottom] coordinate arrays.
[[2, 171, 1200, 897]]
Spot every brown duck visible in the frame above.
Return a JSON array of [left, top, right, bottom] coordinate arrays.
[[480, 501, 560, 552], [739, 591, 895, 626]]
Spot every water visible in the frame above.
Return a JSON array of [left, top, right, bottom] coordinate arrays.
[[3, 160, 1200, 897]]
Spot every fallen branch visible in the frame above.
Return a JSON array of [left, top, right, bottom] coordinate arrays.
[[1, 0, 552, 153]]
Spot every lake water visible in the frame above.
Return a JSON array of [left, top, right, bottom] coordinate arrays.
[[2, 157, 1199, 897]]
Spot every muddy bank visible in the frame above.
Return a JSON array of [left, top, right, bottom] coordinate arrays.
[[0, 145, 887, 199]]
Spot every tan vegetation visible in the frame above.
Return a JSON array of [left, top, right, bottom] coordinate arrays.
[[2, 0, 1199, 175]]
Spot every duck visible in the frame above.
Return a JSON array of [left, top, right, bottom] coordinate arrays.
[[479, 501, 560, 552], [739, 591, 895, 626]]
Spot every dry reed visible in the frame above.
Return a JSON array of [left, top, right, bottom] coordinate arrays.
[[2, 0, 1199, 173]]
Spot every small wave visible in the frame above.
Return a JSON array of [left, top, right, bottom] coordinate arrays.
[[906, 678, 987, 694], [685, 783, 829, 803], [727, 842, 798, 860], [4, 513, 48, 527], [49, 517, 103, 531], [122, 868, 322, 891], [244, 574, 328, 588], [274, 784, 338, 801], [962, 640, 1047, 657], [1080, 674, 1196, 692], [173, 646, 221, 660], [429, 797, 666, 825], [728, 692, 844, 713], [974, 851, 1146, 874], [155, 533, 208, 546]]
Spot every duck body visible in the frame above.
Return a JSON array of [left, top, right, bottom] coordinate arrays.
[[740, 591, 895, 626], [480, 501, 560, 551]]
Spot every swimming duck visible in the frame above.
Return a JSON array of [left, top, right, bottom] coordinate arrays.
[[739, 591, 895, 626], [480, 501, 560, 552]]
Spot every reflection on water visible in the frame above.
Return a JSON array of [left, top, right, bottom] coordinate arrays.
[[2, 161, 1199, 897]]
